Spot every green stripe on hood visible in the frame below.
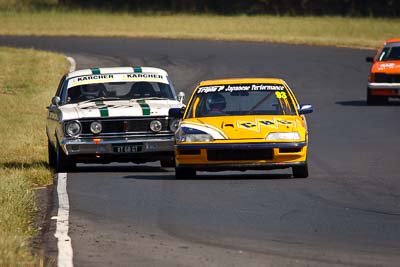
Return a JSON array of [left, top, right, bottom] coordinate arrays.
[[95, 101, 109, 117], [91, 68, 101, 74], [133, 67, 142, 73], [99, 108, 109, 117], [137, 99, 150, 115]]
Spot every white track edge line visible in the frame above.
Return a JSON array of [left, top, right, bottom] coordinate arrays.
[[53, 173, 73, 267], [53, 56, 75, 267]]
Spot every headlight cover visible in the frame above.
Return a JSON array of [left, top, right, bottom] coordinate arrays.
[[169, 118, 180, 132], [65, 121, 81, 137], [180, 133, 214, 142], [90, 121, 102, 134], [266, 132, 301, 141], [150, 120, 162, 132], [177, 127, 214, 142]]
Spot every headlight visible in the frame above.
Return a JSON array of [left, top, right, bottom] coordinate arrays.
[[179, 133, 214, 142], [150, 120, 162, 132], [177, 127, 214, 142], [266, 132, 300, 141], [90, 121, 102, 134], [368, 73, 374, 82], [65, 121, 81, 137], [169, 118, 180, 132]]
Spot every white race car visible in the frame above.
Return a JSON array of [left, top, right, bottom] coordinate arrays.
[[46, 67, 185, 172]]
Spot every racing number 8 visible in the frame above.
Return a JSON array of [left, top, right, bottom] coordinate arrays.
[[275, 91, 287, 99]]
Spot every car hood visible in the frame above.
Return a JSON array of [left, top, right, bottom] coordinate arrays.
[[371, 60, 400, 74], [59, 99, 183, 121], [181, 115, 305, 140]]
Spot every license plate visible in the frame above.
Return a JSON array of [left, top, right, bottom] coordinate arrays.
[[113, 145, 142, 153]]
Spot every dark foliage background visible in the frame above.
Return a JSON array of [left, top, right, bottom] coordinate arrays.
[[58, 0, 400, 16]]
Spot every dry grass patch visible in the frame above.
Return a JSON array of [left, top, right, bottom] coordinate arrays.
[[0, 46, 68, 265], [1, 11, 400, 48], [0, 170, 36, 266]]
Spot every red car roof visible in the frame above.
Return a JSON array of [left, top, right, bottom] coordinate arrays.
[[385, 38, 400, 44]]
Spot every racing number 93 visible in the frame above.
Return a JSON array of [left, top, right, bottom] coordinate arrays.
[[275, 91, 287, 99]]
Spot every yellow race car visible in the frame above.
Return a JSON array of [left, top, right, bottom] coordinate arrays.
[[171, 78, 313, 179]]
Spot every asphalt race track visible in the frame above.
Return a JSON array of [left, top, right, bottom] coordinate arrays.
[[1, 36, 399, 266]]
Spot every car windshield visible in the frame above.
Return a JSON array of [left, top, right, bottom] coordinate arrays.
[[377, 46, 400, 61], [185, 83, 297, 118], [65, 81, 175, 104]]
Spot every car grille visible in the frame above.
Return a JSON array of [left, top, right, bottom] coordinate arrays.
[[178, 149, 201, 155], [207, 148, 273, 161], [374, 73, 400, 83], [80, 117, 170, 134]]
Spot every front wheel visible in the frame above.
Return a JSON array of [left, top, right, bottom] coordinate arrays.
[[175, 167, 196, 179], [367, 89, 387, 105], [55, 143, 76, 173], [48, 140, 56, 168], [292, 163, 308, 178]]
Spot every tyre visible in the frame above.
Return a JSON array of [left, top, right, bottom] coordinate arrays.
[[48, 140, 56, 168], [55, 143, 76, 173], [175, 167, 196, 179], [160, 158, 176, 168], [292, 163, 308, 178], [367, 90, 387, 105]]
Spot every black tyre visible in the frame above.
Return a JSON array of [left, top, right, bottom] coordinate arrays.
[[292, 163, 309, 178], [55, 143, 76, 173], [175, 167, 196, 179], [160, 158, 176, 168], [367, 90, 387, 105], [48, 140, 56, 168]]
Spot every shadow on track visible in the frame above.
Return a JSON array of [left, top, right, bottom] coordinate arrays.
[[74, 163, 294, 180], [336, 100, 400, 106], [123, 172, 293, 181], [75, 164, 168, 173], [335, 100, 368, 106]]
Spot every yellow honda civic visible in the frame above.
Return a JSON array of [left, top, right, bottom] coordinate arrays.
[[171, 78, 313, 179]]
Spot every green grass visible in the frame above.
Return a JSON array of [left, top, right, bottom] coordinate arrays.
[[0, 47, 68, 265], [1, 10, 400, 48]]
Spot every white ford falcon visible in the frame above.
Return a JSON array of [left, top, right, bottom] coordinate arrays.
[[46, 67, 185, 172]]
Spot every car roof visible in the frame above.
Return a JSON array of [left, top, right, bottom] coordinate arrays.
[[66, 67, 168, 79], [385, 38, 400, 44], [384, 38, 400, 47], [198, 78, 286, 86]]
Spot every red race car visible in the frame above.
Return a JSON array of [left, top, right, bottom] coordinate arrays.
[[366, 38, 400, 105]]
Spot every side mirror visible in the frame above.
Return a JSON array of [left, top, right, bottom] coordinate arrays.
[[169, 107, 185, 118], [51, 96, 61, 106], [177, 92, 185, 103], [366, 57, 374, 63], [298, 104, 313, 115]]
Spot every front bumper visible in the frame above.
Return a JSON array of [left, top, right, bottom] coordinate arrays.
[[60, 135, 175, 162], [368, 83, 400, 97], [175, 142, 307, 171]]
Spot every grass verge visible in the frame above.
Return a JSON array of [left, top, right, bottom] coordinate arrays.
[[1, 10, 400, 48], [0, 46, 68, 265]]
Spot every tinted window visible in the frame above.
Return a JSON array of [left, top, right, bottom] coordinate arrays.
[[378, 46, 400, 61], [55, 74, 66, 97], [65, 81, 175, 104], [186, 83, 297, 118]]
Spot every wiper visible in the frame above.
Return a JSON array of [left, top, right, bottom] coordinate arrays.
[[78, 97, 120, 105], [130, 97, 170, 101], [144, 97, 170, 100]]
